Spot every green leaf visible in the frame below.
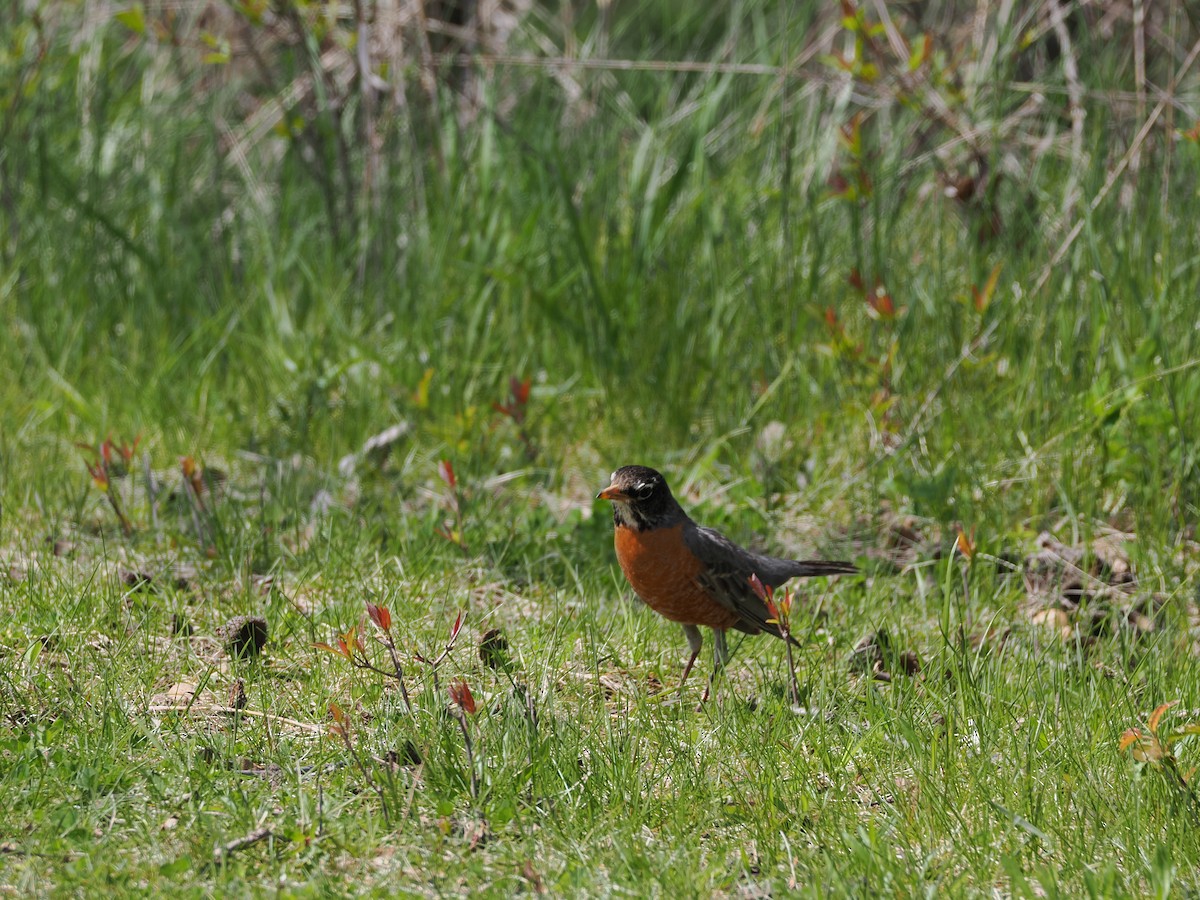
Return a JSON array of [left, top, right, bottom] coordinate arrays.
[[159, 857, 192, 877], [988, 799, 1054, 849], [115, 5, 145, 35]]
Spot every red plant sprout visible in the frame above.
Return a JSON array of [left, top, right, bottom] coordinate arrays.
[[436, 460, 467, 551], [180, 456, 207, 510], [365, 601, 411, 713], [492, 375, 537, 459], [449, 679, 480, 800], [366, 602, 392, 632], [327, 701, 391, 825], [449, 679, 477, 716], [818, 306, 863, 361], [173, 454, 219, 553], [314, 625, 365, 661], [971, 263, 1003, 313], [954, 524, 977, 615], [121, 437, 140, 466], [84, 457, 108, 491], [848, 269, 902, 322], [315, 605, 413, 714], [1120, 702, 1200, 819], [77, 436, 135, 535], [744, 578, 772, 614], [327, 701, 350, 739], [750, 573, 802, 707], [954, 524, 977, 561], [317, 605, 474, 806], [866, 283, 896, 319], [492, 376, 531, 424]]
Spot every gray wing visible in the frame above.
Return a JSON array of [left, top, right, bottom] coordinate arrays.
[[683, 522, 856, 638]]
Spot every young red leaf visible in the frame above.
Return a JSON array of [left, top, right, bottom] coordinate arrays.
[[86, 461, 109, 490], [971, 262, 1003, 313], [450, 610, 464, 641], [955, 525, 976, 560], [366, 602, 392, 632], [748, 573, 770, 602], [119, 435, 141, 465], [437, 459, 456, 490], [765, 596, 779, 622], [512, 377, 531, 406], [332, 626, 362, 659], [827, 170, 852, 197], [180, 456, 206, 498], [101, 437, 113, 466], [436, 526, 464, 547], [1118, 728, 1142, 753], [1122, 730, 1166, 764], [328, 701, 349, 738], [449, 679, 477, 715], [313, 641, 347, 659], [1148, 702, 1177, 736], [867, 285, 895, 319], [823, 307, 843, 336]]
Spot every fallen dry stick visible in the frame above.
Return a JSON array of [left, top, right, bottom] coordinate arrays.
[[146, 704, 323, 733], [214, 826, 272, 864]]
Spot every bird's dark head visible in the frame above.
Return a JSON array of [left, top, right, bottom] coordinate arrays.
[[596, 465, 683, 530]]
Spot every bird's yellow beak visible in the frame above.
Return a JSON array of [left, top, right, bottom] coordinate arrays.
[[597, 483, 628, 501]]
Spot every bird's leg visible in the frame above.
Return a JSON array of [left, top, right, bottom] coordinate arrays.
[[700, 628, 729, 704], [679, 625, 704, 690]]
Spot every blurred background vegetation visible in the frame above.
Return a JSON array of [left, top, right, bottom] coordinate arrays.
[[2, 0, 1199, 552]]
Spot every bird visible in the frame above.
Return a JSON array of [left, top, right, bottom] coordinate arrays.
[[597, 465, 856, 700]]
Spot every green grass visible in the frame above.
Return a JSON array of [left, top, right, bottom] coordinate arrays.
[[2, 0, 1200, 894]]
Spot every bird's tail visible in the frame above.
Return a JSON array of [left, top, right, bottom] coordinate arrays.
[[789, 559, 858, 578]]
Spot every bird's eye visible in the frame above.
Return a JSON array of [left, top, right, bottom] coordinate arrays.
[[634, 483, 653, 500]]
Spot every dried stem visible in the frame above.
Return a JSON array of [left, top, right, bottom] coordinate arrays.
[[454, 707, 479, 802], [380, 633, 414, 714], [776, 615, 801, 708], [104, 484, 133, 536]]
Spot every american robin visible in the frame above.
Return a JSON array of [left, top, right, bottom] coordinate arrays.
[[597, 465, 856, 699]]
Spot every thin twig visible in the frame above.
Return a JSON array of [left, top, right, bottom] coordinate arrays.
[[454, 707, 479, 802], [1132, 0, 1147, 172], [213, 826, 272, 863], [380, 634, 414, 714], [1049, 0, 1086, 219], [142, 452, 159, 534]]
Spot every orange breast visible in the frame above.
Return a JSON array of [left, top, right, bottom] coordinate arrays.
[[614, 524, 739, 629]]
